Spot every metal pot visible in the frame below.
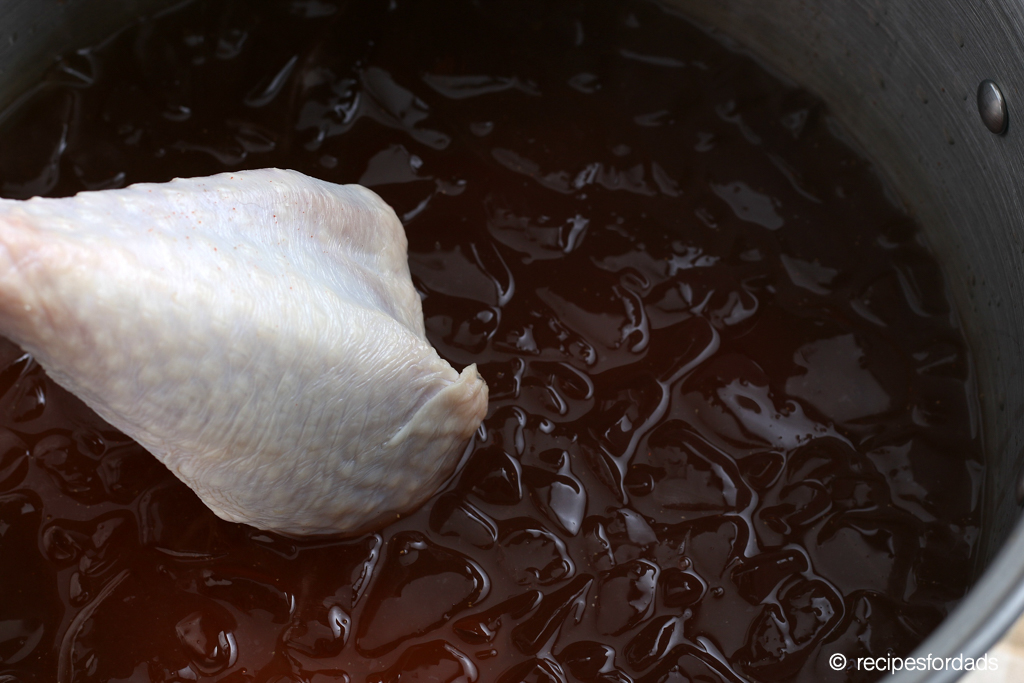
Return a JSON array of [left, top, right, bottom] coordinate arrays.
[[1, 1, 1022, 681]]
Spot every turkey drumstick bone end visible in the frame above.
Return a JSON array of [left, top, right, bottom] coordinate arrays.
[[0, 168, 489, 537]]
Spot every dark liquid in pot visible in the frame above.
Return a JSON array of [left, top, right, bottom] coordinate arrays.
[[0, 1, 982, 682]]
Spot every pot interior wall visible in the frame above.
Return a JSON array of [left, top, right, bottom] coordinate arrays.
[[1, 0, 1023, 680]]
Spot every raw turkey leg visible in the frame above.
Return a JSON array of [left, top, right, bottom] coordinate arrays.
[[0, 168, 488, 536]]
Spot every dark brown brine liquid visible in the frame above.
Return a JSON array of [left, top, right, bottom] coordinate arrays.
[[0, 1, 983, 682]]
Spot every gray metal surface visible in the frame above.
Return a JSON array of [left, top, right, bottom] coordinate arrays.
[[978, 80, 1009, 135], [2, 0, 1024, 681]]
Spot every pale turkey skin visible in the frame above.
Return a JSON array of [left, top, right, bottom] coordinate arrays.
[[0, 168, 488, 536]]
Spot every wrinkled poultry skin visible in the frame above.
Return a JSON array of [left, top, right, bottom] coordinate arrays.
[[0, 168, 488, 536]]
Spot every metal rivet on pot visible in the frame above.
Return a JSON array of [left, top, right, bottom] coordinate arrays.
[[978, 79, 1008, 134]]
